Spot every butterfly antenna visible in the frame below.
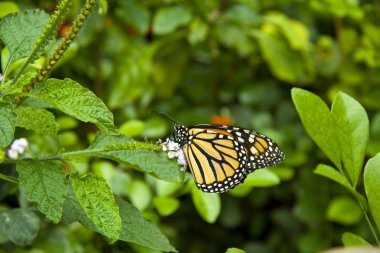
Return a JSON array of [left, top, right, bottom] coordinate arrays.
[[151, 111, 178, 124]]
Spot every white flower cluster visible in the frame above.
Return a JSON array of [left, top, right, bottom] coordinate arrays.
[[7, 138, 28, 159], [160, 138, 187, 171]]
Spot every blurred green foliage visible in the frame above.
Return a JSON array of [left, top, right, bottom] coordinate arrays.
[[0, 0, 380, 253]]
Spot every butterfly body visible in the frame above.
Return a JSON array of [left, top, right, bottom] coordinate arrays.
[[173, 124, 284, 193]]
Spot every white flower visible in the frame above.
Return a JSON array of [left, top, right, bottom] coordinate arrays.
[[7, 138, 28, 160], [161, 138, 187, 171], [7, 149, 19, 160]]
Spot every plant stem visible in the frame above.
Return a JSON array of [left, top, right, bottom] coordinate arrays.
[[363, 206, 380, 246], [0, 173, 19, 184], [11, 0, 72, 88]]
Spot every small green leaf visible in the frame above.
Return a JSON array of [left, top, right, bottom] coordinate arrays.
[[0, 208, 39, 246], [70, 173, 121, 240], [153, 197, 180, 216], [342, 232, 372, 247], [332, 92, 369, 187], [155, 179, 182, 197], [1, 72, 34, 96], [17, 160, 68, 223], [32, 78, 117, 134], [253, 31, 313, 83], [264, 12, 309, 51], [327, 196, 362, 225], [119, 119, 145, 137], [188, 18, 209, 44], [0, 102, 16, 149], [191, 186, 221, 223], [116, 0, 150, 34], [244, 169, 280, 187], [292, 88, 340, 168], [128, 180, 151, 211], [0, 2, 19, 18], [16, 107, 58, 134], [226, 248, 247, 253], [0, 9, 49, 63], [314, 164, 367, 208], [364, 153, 380, 232], [153, 5, 192, 35]]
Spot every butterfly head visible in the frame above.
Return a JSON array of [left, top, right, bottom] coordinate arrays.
[[173, 124, 188, 147]]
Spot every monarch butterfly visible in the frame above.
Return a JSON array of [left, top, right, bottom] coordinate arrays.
[[166, 123, 285, 193]]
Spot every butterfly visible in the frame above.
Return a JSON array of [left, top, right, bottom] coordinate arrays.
[[172, 124, 285, 193]]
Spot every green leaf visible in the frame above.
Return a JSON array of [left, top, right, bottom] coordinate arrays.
[[153, 197, 180, 216], [116, 196, 177, 252], [342, 232, 372, 247], [331, 92, 369, 187], [253, 31, 313, 83], [1, 71, 34, 96], [32, 78, 117, 134], [16, 107, 58, 135], [0, 102, 16, 149], [264, 12, 309, 51], [244, 169, 280, 187], [128, 180, 151, 211], [0, 2, 19, 18], [292, 88, 340, 168], [153, 5, 192, 35], [216, 23, 255, 57], [119, 119, 145, 137], [314, 164, 367, 208], [62, 188, 177, 252], [72, 132, 181, 183], [16, 160, 68, 223], [0, 208, 39, 246], [70, 173, 121, 240], [191, 186, 221, 223], [226, 248, 247, 253], [327, 196, 362, 225], [364, 153, 380, 232], [116, 0, 150, 34], [0, 9, 49, 64], [188, 18, 209, 44]]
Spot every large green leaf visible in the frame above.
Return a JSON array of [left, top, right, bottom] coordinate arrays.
[[331, 92, 369, 187], [16, 160, 68, 223], [191, 186, 221, 223], [153, 5, 192, 35], [32, 78, 117, 134], [364, 154, 380, 232], [16, 107, 58, 135], [70, 173, 121, 240], [0, 9, 49, 63], [62, 186, 177, 252], [0, 102, 16, 149], [117, 196, 177, 252], [0, 208, 39, 246], [292, 88, 340, 168], [63, 132, 180, 183]]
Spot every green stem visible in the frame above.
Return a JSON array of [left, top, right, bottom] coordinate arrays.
[[0, 173, 19, 184], [362, 205, 380, 246], [28, 0, 96, 88], [10, 0, 72, 89]]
